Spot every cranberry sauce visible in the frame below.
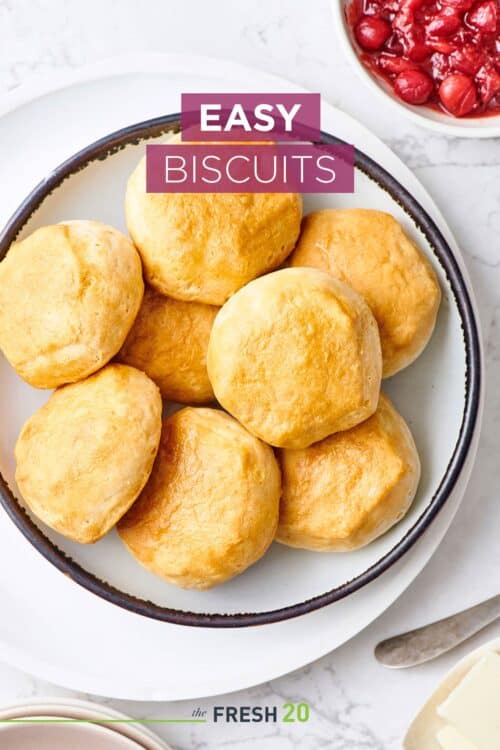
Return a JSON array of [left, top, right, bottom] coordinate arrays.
[[347, 0, 500, 117]]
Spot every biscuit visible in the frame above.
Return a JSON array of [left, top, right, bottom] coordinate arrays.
[[277, 393, 421, 551], [117, 286, 217, 403], [118, 407, 281, 589], [125, 156, 302, 305], [0, 221, 144, 388], [290, 209, 441, 376], [207, 267, 382, 449], [15, 364, 162, 543]]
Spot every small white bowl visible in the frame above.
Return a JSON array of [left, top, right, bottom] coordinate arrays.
[[0, 718, 140, 750], [331, 0, 500, 138], [0, 698, 171, 750], [404, 636, 500, 749]]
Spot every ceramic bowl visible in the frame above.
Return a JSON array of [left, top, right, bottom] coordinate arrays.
[[0, 716, 143, 750], [0, 113, 482, 626], [404, 636, 500, 749], [0, 698, 170, 750], [331, 0, 500, 139]]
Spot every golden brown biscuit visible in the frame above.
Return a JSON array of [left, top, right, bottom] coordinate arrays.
[[207, 267, 382, 449], [290, 209, 441, 377], [277, 393, 421, 551], [125, 157, 302, 305], [117, 286, 217, 403], [118, 407, 281, 590], [15, 364, 162, 544], [0, 221, 144, 388]]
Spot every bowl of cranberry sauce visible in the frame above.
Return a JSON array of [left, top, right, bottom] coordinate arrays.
[[334, 0, 500, 135]]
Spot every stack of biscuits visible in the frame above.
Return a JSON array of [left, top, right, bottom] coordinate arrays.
[[0, 138, 441, 590]]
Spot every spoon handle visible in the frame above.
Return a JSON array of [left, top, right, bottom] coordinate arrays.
[[375, 594, 500, 668]]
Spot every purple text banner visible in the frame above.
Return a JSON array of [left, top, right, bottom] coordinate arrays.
[[181, 93, 321, 142], [146, 143, 354, 194]]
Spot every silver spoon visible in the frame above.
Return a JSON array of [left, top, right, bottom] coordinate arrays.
[[375, 594, 500, 668]]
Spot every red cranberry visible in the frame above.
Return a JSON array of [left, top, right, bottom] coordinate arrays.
[[406, 38, 432, 61], [400, 0, 427, 9], [477, 63, 500, 103], [426, 13, 462, 36], [467, 1, 497, 33], [355, 15, 392, 51], [439, 73, 478, 115], [441, 0, 475, 10], [393, 8, 413, 35], [394, 69, 434, 103], [346, 0, 500, 118], [449, 44, 487, 75], [404, 23, 432, 61], [431, 51, 452, 78], [378, 54, 419, 74], [429, 39, 456, 54]]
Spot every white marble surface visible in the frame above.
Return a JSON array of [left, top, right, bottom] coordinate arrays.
[[0, 1, 499, 748]]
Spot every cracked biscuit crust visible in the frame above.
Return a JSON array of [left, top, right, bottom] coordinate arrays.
[[15, 364, 162, 543], [207, 267, 382, 449], [0, 221, 144, 388], [118, 407, 281, 589], [125, 156, 302, 305], [290, 209, 441, 377], [277, 393, 421, 551], [117, 286, 217, 403]]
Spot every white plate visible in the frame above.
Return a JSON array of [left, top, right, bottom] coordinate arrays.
[[0, 715, 142, 749], [0, 698, 171, 750], [404, 636, 500, 749], [0, 53, 483, 698]]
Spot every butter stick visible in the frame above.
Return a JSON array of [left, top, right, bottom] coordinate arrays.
[[437, 652, 500, 750]]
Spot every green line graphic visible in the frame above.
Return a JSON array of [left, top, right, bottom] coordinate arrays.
[[0, 718, 207, 725]]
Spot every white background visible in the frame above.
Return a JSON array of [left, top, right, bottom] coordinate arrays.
[[0, 1, 499, 748]]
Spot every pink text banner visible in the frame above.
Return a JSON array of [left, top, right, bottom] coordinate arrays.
[[181, 93, 321, 142], [146, 143, 355, 194]]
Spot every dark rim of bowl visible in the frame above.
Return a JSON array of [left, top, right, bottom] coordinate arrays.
[[0, 113, 482, 628]]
